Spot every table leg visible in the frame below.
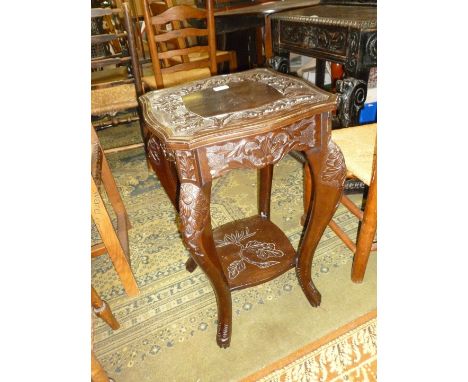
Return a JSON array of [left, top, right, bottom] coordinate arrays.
[[179, 181, 233, 348], [146, 136, 179, 211], [297, 141, 346, 306], [315, 59, 326, 89], [258, 164, 273, 219]]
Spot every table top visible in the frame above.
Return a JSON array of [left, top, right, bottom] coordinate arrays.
[[214, 0, 320, 17], [140, 68, 336, 149], [271, 4, 376, 28]]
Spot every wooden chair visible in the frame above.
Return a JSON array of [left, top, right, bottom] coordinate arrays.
[[91, 2, 145, 135], [141, 0, 220, 89], [91, 125, 139, 297], [148, 0, 237, 74], [328, 123, 377, 283], [91, 287, 118, 382]]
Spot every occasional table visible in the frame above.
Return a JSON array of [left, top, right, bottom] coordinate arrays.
[[140, 68, 346, 348]]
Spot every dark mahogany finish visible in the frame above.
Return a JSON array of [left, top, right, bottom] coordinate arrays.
[[270, 3, 377, 127], [140, 68, 346, 348]]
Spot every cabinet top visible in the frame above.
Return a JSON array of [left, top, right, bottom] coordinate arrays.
[[271, 4, 376, 29]]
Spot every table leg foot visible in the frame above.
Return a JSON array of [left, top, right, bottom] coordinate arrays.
[[185, 257, 198, 273], [217, 321, 231, 348]]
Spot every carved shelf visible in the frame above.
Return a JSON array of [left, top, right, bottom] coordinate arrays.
[[213, 215, 296, 291]]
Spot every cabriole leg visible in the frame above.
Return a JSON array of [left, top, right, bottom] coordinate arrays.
[[297, 141, 346, 306], [179, 181, 232, 348]]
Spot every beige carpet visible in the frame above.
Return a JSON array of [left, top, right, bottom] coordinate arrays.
[[93, 123, 377, 381]]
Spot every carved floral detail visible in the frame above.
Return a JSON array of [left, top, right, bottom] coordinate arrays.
[[142, 69, 327, 137], [321, 140, 347, 187], [179, 183, 209, 257], [147, 136, 176, 162], [215, 227, 285, 279], [147, 136, 162, 165], [345, 31, 360, 72], [336, 78, 367, 128], [366, 33, 377, 60], [206, 116, 316, 177], [281, 22, 347, 54], [176, 151, 196, 181]]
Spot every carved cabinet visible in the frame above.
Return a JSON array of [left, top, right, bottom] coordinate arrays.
[[270, 4, 377, 127], [140, 68, 346, 347]]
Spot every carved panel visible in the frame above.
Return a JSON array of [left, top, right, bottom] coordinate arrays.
[[215, 227, 285, 280], [176, 150, 197, 181], [206, 116, 316, 178], [147, 135, 176, 163], [147, 136, 162, 165], [344, 31, 360, 74], [321, 140, 346, 187], [280, 21, 348, 55], [179, 183, 209, 257], [336, 77, 367, 128], [366, 33, 377, 60]]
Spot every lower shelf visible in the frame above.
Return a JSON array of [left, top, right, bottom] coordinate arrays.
[[213, 215, 296, 291]]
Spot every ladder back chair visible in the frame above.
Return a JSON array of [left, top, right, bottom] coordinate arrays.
[[91, 2, 144, 135], [141, 0, 219, 89], [328, 123, 377, 283], [148, 0, 237, 73], [91, 125, 139, 297]]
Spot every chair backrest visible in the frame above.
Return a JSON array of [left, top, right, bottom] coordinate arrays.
[[91, 2, 143, 97], [142, 0, 217, 89]]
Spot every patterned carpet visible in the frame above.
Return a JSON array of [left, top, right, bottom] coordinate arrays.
[[242, 311, 377, 382], [93, 122, 376, 381]]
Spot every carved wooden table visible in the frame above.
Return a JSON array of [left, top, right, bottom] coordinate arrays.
[[140, 68, 346, 348], [270, 3, 377, 127]]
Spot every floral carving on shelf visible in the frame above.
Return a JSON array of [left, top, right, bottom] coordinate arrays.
[[215, 227, 285, 279]]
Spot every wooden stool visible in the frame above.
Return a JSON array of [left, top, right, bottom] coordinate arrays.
[[140, 68, 346, 347]]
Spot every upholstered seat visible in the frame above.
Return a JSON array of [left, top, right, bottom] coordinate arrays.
[[91, 4, 144, 133], [331, 123, 376, 185], [142, 67, 211, 89], [327, 123, 377, 283], [91, 83, 138, 115]]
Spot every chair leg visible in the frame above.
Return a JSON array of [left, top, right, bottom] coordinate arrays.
[[91, 287, 120, 330], [92, 177, 139, 297], [91, 351, 114, 382], [229, 51, 238, 73], [351, 165, 377, 283]]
